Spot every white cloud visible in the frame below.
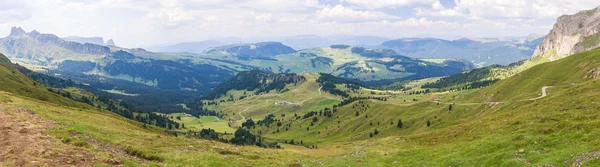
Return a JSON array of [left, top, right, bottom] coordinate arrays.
[[454, 0, 600, 20], [143, 1, 197, 29], [341, 0, 436, 9], [252, 12, 273, 22], [316, 5, 399, 22], [413, 1, 465, 17], [241, 0, 323, 11], [0, 1, 31, 23], [413, 0, 600, 21]]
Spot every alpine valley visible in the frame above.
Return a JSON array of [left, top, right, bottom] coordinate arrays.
[[2, 3, 600, 167]]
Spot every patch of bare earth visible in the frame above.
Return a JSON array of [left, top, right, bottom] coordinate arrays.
[[0, 104, 98, 166], [85, 136, 142, 164]]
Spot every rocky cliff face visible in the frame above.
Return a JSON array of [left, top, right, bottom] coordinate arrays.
[[0, 27, 111, 66], [533, 7, 600, 61]]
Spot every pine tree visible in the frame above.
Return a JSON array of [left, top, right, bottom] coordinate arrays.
[[397, 119, 403, 128], [427, 120, 431, 127]]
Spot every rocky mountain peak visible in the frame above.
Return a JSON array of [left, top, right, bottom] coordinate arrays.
[[106, 39, 115, 46], [533, 7, 600, 61], [9, 27, 26, 36], [29, 30, 40, 36]]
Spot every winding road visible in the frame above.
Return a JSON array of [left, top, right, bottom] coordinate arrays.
[[436, 86, 553, 105], [529, 86, 552, 101]]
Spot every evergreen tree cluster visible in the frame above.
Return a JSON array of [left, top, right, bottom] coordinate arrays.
[[316, 73, 365, 98], [230, 128, 280, 148], [203, 70, 306, 100], [257, 114, 277, 126], [183, 101, 223, 118], [422, 65, 501, 90]]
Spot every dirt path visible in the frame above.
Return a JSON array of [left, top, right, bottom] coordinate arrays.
[[529, 86, 552, 101], [435, 102, 501, 105], [238, 107, 250, 121], [318, 86, 323, 96], [299, 97, 314, 105], [436, 86, 553, 105], [0, 104, 99, 166]]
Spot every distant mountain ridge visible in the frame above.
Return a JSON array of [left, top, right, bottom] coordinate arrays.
[[1, 27, 111, 66], [379, 36, 543, 67], [146, 35, 389, 53], [280, 35, 390, 50], [148, 40, 224, 53], [202, 42, 297, 58], [533, 7, 600, 61], [63, 36, 116, 46]]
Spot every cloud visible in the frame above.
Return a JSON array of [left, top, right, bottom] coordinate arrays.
[[252, 12, 274, 22], [452, 0, 599, 20], [316, 5, 399, 22], [0, 1, 32, 23], [241, 0, 323, 11], [413, 1, 465, 17], [4, 0, 600, 48], [341, 0, 436, 9], [143, 1, 198, 29]]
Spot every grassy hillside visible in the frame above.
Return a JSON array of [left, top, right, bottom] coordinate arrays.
[[0, 90, 310, 166], [466, 48, 600, 102], [0, 53, 85, 107], [193, 48, 600, 166]]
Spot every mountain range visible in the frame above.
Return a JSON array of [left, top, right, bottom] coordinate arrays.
[[63, 36, 116, 46], [146, 35, 391, 53], [149, 34, 542, 68], [0, 27, 474, 113], [379, 35, 544, 67]]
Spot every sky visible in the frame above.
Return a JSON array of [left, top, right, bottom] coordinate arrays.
[[0, 0, 599, 48]]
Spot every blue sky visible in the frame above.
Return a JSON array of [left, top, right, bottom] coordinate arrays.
[[0, 0, 598, 47]]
